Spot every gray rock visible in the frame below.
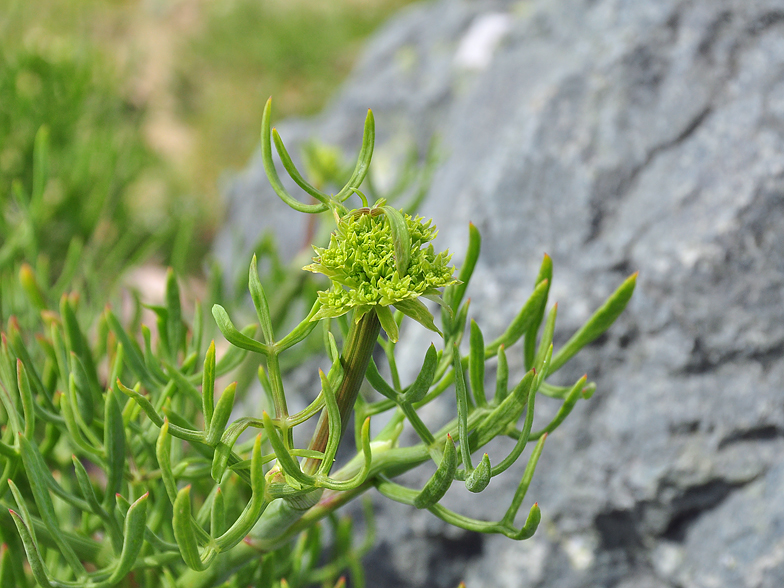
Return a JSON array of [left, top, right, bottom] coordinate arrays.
[[215, 0, 784, 586]]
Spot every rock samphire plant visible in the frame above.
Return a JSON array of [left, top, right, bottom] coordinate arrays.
[[0, 99, 636, 587]]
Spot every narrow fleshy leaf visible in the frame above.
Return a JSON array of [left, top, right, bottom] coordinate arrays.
[[375, 305, 399, 343], [531, 375, 587, 439], [512, 503, 542, 540], [71, 456, 109, 523], [166, 268, 184, 361], [403, 343, 437, 404], [413, 435, 457, 509], [261, 98, 327, 214], [395, 297, 441, 336], [486, 279, 549, 356], [157, 419, 178, 503], [469, 320, 486, 407], [104, 386, 126, 509], [249, 255, 275, 344], [212, 304, 269, 356], [68, 352, 94, 425], [0, 360, 22, 438], [16, 360, 35, 438], [548, 272, 637, 374], [106, 308, 156, 391], [272, 128, 330, 203], [207, 382, 237, 446], [465, 453, 491, 493], [8, 327, 54, 411], [325, 330, 340, 366], [202, 340, 216, 429], [524, 254, 552, 370], [276, 299, 322, 352], [318, 417, 372, 491], [318, 368, 342, 476], [107, 492, 149, 583], [334, 108, 376, 202], [52, 316, 75, 377], [8, 509, 53, 588], [60, 376, 100, 457], [262, 411, 312, 487], [18, 436, 85, 576], [213, 326, 255, 375], [495, 344, 509, 403], [534, 344, 553, 392], [451, 299, 471, 348], [190, 299, 204, 357], [173, 486, 209, 571], [452, 343, 472, 472], [473, 369, 535, 450], [491, 371, 538, 477], [533, 304, 557, 374], [215, 433, 267, 550], [445, 222, 480, 313], [211, 488, 226, 537], [502, 434, 547, 528], [60, 295, 98, 392], [116, 380, 164, 427], [365, 359, 398, 400]]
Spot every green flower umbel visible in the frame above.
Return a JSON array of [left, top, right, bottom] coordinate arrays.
[[304, 202, 457, 341]]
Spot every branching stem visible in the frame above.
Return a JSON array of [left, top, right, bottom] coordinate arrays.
[[303, 311, 380, 475]]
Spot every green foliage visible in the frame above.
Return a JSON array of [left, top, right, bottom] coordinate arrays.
[[0, 99, 636, 587], [0, 43, 182, 277]]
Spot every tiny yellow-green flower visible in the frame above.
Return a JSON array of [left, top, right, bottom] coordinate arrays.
[[304, 205, 457, 340]]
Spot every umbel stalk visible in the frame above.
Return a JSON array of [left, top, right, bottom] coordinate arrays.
[[304, 311, 381, 475]]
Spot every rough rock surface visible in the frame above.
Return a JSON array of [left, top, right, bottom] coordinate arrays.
[[215, 0, 784, 586]]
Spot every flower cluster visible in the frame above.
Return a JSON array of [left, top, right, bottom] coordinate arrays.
[[305, 208, 457, 332]]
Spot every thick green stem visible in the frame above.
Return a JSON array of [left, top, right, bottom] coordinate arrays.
[[177, 444, 432, 588], [303, 310, 380, 475]]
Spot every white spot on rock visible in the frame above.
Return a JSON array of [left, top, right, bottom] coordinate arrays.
[[454, 13, 512, 71]]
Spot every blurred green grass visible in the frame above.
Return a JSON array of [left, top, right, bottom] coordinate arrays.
[[0, 0, 419, 274]]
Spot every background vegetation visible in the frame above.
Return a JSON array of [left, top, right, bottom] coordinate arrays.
[[0, 0, 420, 274]]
